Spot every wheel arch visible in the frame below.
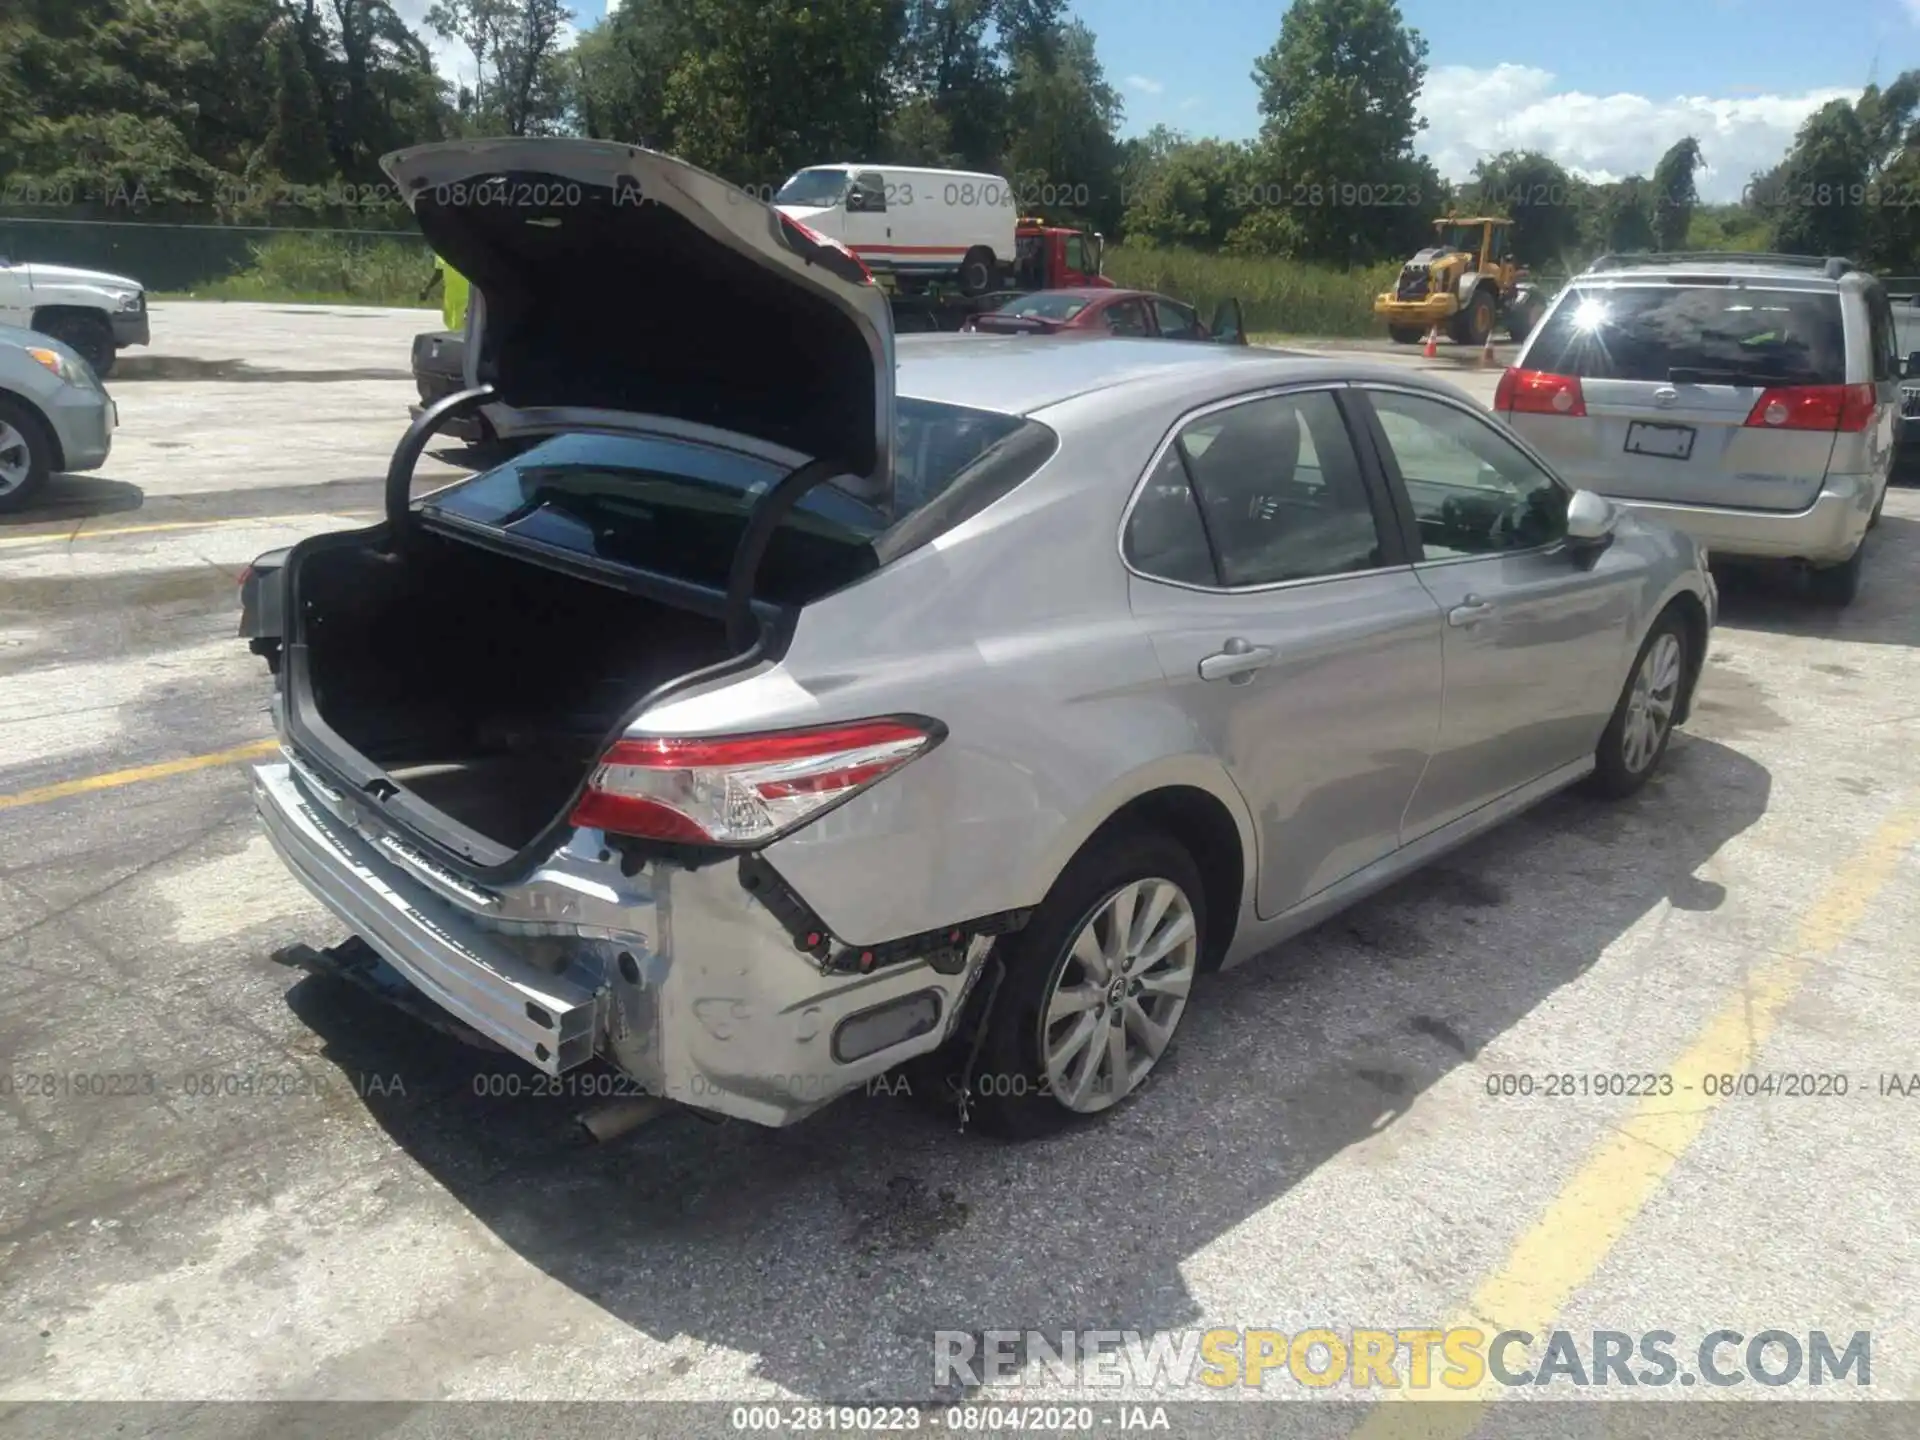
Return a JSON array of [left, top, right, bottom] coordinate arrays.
[[30, 302, 112, 332], [1030, 760, 1255, 971], [1657, 587, 1711, 726], [0, 385, 65, 471]]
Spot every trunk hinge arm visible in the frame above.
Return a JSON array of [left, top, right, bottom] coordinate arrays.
[[722, 455, 851, 654], [385, 384, 497, 532]]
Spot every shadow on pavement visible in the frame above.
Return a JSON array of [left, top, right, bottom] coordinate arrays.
[[0, 474, 144, 526], [286, 734, 1772, 1401], [1710, 513, 1920, 649]]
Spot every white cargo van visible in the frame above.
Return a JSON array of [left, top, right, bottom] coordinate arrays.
[[773, 165, 1018, 295]]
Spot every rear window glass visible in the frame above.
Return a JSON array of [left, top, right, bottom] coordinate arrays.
[[419, 400, 1052, 604], [993, 294, 1090, 320], [1527, 285, 1846, 385]]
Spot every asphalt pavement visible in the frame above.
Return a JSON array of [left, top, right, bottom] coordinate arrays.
[[1, 303, 1917, 1421]]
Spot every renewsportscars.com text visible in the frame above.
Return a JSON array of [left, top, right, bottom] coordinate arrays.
[[934, 1327, 1871, 1390]]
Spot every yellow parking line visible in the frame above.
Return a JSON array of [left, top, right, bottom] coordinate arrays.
[[0, 512, 376, 549], [1348, 798, 1920, 1438], [0, 738, 279, 812]]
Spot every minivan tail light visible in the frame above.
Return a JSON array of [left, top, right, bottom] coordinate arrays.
[[1495, 367, 1586, 416], [1744, 383, 1874, 433], [569, 719, 938, 846]]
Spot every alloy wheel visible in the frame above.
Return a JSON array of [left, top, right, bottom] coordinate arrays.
[[0, 421, 32, 496], [1039, 877, 1198, 1114], [1621, 631, 1683, 774]]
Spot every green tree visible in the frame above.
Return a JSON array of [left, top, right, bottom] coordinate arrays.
[[1247, 0, 1431, 263], [887, 0, 1005, 169], [1119, 135, 1251, 248], [1001, 18, 1121, 229], [1464, 150, 1583, 266], [1650, 136, 1702, 250]]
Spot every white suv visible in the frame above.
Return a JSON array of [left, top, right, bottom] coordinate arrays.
[[1496, 253, 1901, 605]]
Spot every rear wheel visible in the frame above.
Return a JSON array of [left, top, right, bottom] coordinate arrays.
[[1388, 325, 1426, 345], [1586, 612, 1688, 799], [35, 312, 115, 378], [963, 830, 1204, 1139], [957, 247, 995, 297], [1506, 297, 1544, 343], [1458, 288, 1497, 346], [1807, 543, 1865, 607], [0, 395, 54, 513]]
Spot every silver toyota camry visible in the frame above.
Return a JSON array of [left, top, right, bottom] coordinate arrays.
[[242, 139, 1717, 1140]]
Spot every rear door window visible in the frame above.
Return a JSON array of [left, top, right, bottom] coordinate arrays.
[[1127, 390, 1388, 588], [1151, 299, 1199, 338], [1527, 284, 1847, 385]]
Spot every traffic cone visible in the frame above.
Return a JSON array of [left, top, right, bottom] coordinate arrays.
[[1481, 329, 1497, 367], [1422, 326, 1437, 359]]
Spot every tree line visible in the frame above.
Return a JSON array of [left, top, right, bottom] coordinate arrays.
[[2, 0, 1916, 273]]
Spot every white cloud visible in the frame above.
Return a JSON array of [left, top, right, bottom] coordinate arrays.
[[1125, 75, 1166, 96], [1416, 64, 1853, 203]]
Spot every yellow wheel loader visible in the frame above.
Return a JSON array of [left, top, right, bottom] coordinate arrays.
[[1374, 217, 1549, 347]]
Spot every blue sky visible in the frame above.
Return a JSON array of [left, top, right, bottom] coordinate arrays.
[[424, 0, 1920, 201]]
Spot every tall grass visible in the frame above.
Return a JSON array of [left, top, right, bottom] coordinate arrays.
[[170, 231, 436, 306], [1105, 246, 1400, 337]]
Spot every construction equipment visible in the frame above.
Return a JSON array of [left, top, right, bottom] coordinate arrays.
[[1375, 216, 1548, 348]]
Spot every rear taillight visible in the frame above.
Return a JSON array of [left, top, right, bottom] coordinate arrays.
[[569, 718, 938, 846], [1495, 367, 1586, 416], [779, 215, 875, 284], [1743, 383, 1874, 433]]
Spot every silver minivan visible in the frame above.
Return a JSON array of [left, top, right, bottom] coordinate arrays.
[[1497, 253, 1901, 605]]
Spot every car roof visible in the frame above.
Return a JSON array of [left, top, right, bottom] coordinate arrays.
[[895, 334, 1471, 416], [1575, 259, 1854, 288]]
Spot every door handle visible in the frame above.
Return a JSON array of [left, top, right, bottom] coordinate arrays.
[[1199, 638, 1276, 683], [1448, 595, 1493, 627]]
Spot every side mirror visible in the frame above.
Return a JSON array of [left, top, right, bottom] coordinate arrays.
[[1566, 489, 1618, 546], [845, 189, 866, 213]]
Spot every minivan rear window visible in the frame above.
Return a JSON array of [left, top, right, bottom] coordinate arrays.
[[1527, 285, 1846, 385], [419, 400, 1054, 604]]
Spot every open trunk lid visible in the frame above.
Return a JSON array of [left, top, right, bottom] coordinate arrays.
[[382, 137, 896, 507]]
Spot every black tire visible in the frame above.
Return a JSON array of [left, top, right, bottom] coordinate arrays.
[[1388, 325, 1426, 346], [1807, 542, 1864, 607], [1506, 298, 1543, 343], [1867, 488, 1884, 530], [0, 393, 55, 513], [1585, 609, 1689, 800], [957, 247, 996, 297], [1462, 288, 1497, 347], [34, 312, 115, 378], [963, 829, 1206, 1140]]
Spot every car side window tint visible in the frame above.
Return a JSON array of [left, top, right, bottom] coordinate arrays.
[[1367, 390, 1570, 560], [1869, 292, 1895, 382], [1106, 301, 1149, 337], [1174, 391, 1386, 587], [1152, 299, 1197, 338], [1123, 446, 1218, 586]]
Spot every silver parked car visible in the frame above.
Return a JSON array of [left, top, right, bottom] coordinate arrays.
[[0, 322, 115, 512], [243, 139, 1716, 1139], [1497, 252, 1901, 605]]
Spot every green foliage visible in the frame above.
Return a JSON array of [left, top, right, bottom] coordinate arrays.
[[1105, 244, 1398, 336], [1649, 136, 1702, 250], [1246, 0, 1430, 264], [1460, 151, 1584, 269], [175, 229, 435, 302]]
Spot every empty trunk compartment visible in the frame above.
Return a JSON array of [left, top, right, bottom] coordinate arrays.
[[291, 527, 734, 853]]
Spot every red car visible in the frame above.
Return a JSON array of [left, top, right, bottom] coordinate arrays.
[[963, 287, 1247, 344]]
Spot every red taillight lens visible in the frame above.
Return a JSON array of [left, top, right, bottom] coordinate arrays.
[[569, 718, 937, 846], [1496, 367, 1586, 417], [1744, 382, 1874, 433], [779, 215, 875, 284]]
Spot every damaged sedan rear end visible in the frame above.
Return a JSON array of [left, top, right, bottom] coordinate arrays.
[[243, 138, 1056, 1128]]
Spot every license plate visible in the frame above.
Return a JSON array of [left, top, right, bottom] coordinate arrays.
[[1624, 420, 1696, 460]]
